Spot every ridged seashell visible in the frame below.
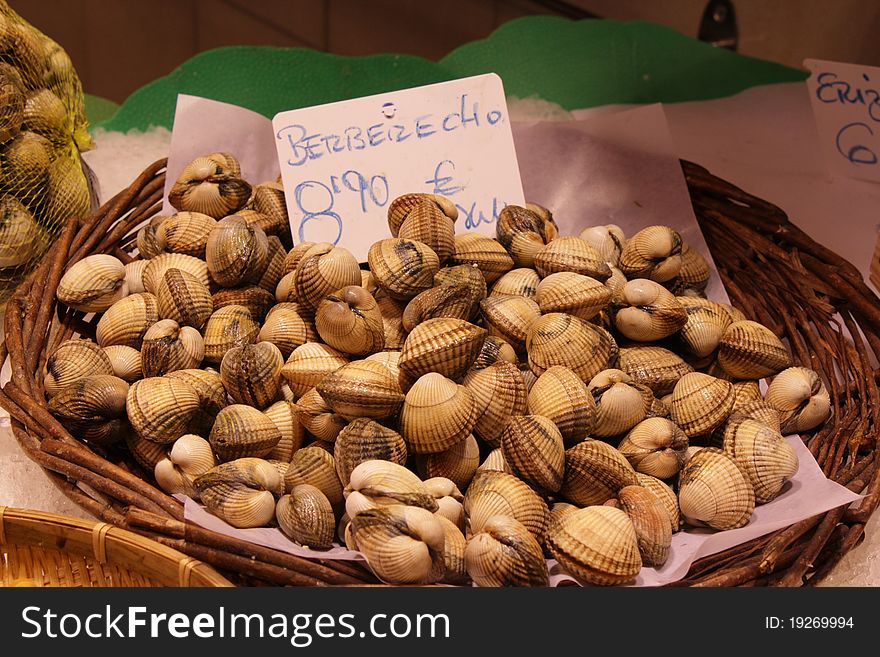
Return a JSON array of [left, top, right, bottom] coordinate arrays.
[[617, 417, 688, 480], [257, 303, 317, 358], [368, 238, 440, 301], [47, 374, 129, 445], [671, 241, 711, 293], [124, 260, 148, 295], [534, 236, 611, 281], [276, 485, 336, 549], [248, 182, 288, 235], [495, 205, 557, 267], [141, 253, 210, 295], [96, 292, 159, 349], [670, 372, 735, 437], [764, 367, 831, 434], [387, 193, 457, 234], [676, 297, 731, 358], [281, 342, 348, 398], [720, 303, 748, 325], [155, 268, 213, 330], [561, 439, 639, 506], [604, 264, 627, 303], [205, 215, 269, 288], [480, 294, 541, 353], [168, 155, 252, 218], [546, 506, 641, 586], [465, 515, 549, 587], [220, 341, 284, 409], [477, 448, 511, 474], [44, 153, 91, 225], [527, 365, 596, 446], [293, 242, 362, 310], [135, 214, 167, 259], [282, 241, 316, 276], [717, 320, 792, 379], [727, 400, 782, 435], [723, 419, 799, 503], [213, 285, 277, 323], [194, 458, 283, 528], [617, 485, 672, 566], [202, 305, 260, 365], [396, 200, 456, 264], [0, 195, 46, 268], [615, 279, 687, 342], [275, 270, 297, 302], [588, 370, 652, 438], [209, 403, 281, 461], [398, 317, 487, 382], [402, 283, 476, 331], [416, 434, 480, 490], [140, 319, 204, 377], [254, 235, 287, 293], [317, 359, 404, 420], [463, 360, 528, 447], [333, 418, 407, 485], [471, 335, 518, 370], [618, 225, 682, 282], [526, 313, 616, 383], [364, 349, 402, 379], [0, 64, 24, 143], [645, 395, 670, 420], [315, 286, 384, 355], [126, 376, 201, 444], [263, 400, 305, 462], [166, 368, 228, 436], [56, 254, 127, 313], [732, 379, 763, 410], [490, 268, 540, 299], [548, 502, 581, 535], [433, 263, 487, 317], [153, 211, 217, 258], [101, 345, 142, 382], [578, 224, 626, 266], [535, 271, 612, 321], [349, 505, 445, 584], [400, 373, 475, 454], [294, 387, 348, 442], [0, 131, 50, 189], [125, 431, 168, 472], [154, 434, 218, 498], [617, 345, 693, 396], [344, 460, 437, 517], [635, 473, 680, 533], [436, 514, 469, 584], [374, 295, 406, 350], [44, 339, 113, 397], [500, 415, 565, 494], [678, 447, 755, 530], [463, 470, 548, 541], [451, 232, 514, 283]]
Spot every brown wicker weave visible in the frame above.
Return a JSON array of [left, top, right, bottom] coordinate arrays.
[[0, 158, 877, 587], [0, 506, 232, 586]]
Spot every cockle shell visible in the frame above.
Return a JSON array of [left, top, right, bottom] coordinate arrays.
[[669, 372, 735, 437], [154, 434, 217, 498], [317, 359, 404, 420], [400, 373, 475, 454], [283, 241, 316, 275], [101, 345, 142, 382], [615, 278, 687, 342], [0, 64, 24, 144], [254, 235, 287, 293], [635, 473, 680, 533], [533, 236, 611, 281], [477, 448, 511, 474], [284, 446, 344, 504], [47, 374, 129, 445], [617, 485, 672, 567], [732, 380, 763, 410], [451, 232, 514, 283], [416, 434, 479, 491], [205, 214, 269, 288], [546, 506, 642, 586], [281, 342, 348, 398], [527, 365, 595, 445], [364, 350, 402, 382], [194, 458, 283, 528], [465, 515, 549, 587], [535, 271, 612, 320], [588, 369, 652, 438], [436, 514, 469, 584], [249, 182, 289, 237], [723, 418, 799, 503], [764, 367, 831, 434], [153, 211, 217, 258], [315, 285, 384, 355], [526, 313, 616, 383], [561, 439, 639, 506], [202, 305, 260, 365], [617, 345, 694, 396], [548, 502, 581, 534], [166, 368, 228, 436], [349, 505, 445, 584], [293, 387, 348, 442], [275, 271, 297, 302], [211, 280, 279, 320], [402, 283, 476, 331], [604, 264, 627, 303], [264, 400, 305, 462], [726, 400, 782, 435], [140, 319, 204, 377], [168, 155, 252, 218], [258, 302, 318, 358], [1, 131, 50, 189], [220, 341, 284, 409], [126, 376, 201, 444], [376, 295, 407, 350], [433, 263, 487, 317], [717, 320, 792, 379], [136, 214, 167, 259], [471, 335, 518, 370], [395, 199, 456, 264], [96, 292, 159, 349], [155, 268, 213, 330], [0, 195, 45, 268], [463, 360, 528, 447], [480, 294, 541, 353], [142, 253, 210, 295], [398, 317, 487, 382], [276, 485, 336, 549], [678, 447, 755, 530], [578, 224, 626, 266], [387, 192, 457, 236], [490, 268, 540, 299], [500, 415, 565, 494], [677, 296, 731, 358], [368, 238, 440, 301], [44, 339, 113, 396], [293, 242, 362, 310], [618, 225, 682, 282], [463, 470, 548, 541], [617, 417, 689, 480], [669, 241, 711, 294], [56, 254, 127, 313], [344, 460, 437, 517], [495, 204, 557, 267], [334, 418, 408, 485], [209, 403, 281, 461]]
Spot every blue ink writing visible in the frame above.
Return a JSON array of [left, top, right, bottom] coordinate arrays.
[[425, 160, 466, 196], [458, 197, 503, 230], [835, 121, 877, 165], [815, 71, 880, 123]]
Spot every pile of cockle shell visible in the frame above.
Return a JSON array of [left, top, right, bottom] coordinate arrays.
[[46, 151, 833, 587]]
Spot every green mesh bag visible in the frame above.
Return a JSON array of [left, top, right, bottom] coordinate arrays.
[[0, 0, 95, 303]]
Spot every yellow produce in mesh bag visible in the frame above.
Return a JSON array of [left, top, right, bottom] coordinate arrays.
[[0, 1, 95, 301]]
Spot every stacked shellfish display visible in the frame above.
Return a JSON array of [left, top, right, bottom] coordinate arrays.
[[46, 152, 833, 586]]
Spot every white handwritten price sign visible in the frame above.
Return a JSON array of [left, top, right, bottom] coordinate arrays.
[[272, 73, 525, 261], [805, 58, 880, 182]]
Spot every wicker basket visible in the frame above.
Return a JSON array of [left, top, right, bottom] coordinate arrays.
[[0, 158, 877, 587], [0, 505, 232, 586]]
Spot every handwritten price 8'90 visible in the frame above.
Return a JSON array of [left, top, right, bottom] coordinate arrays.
[[293, 171, 389, 244]]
